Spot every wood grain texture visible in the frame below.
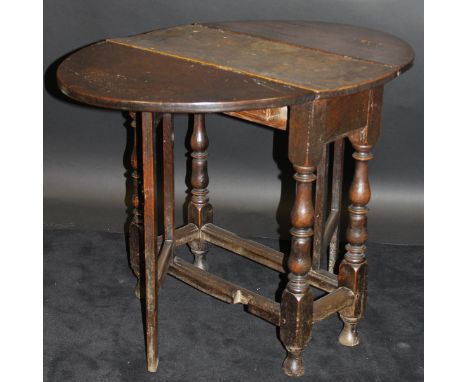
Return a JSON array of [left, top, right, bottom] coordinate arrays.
[[280, 164, 316, 377], [157, 241, 173, 292], [224, 107, 287, 130], [200, 223, 338, 292], [111, 24, 397, 96], [336, 92, 384, 346], [128, 112, 143, 283], [168, 256, 281, 325], [187, 114, 213, 271], [162, 114, 175, 242], [312, 287, 354, 323], [141, 112, 158, 372], [57, 41, 313, 113], [55, 20, 414, 377], [312, 144, 329, 270], [288, 88, 381, 168], [204, 21, 414, 68], [57, 21, 413, 112], [328, 139, 345, 273]]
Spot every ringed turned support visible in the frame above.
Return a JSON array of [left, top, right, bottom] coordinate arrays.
[[188, 114, 213, 270], [280, 101, 317, 377], [338, 86, 383, 346]]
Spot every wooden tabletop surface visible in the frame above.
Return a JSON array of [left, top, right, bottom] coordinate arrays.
[[57, 21, 414, 113]]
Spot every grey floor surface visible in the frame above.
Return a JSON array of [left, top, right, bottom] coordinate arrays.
[[44, 229, 423, 381]]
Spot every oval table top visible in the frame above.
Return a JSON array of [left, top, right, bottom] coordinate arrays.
[[57, 20, 414, 113]]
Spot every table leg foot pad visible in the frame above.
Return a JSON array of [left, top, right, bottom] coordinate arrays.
[[282, 351, 305, 377], [338, 318, 360, 347]]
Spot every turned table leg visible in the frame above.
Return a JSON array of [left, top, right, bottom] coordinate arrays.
[[142, 112, 159, 372], [188, 114, 213, 270], [337, 132, 373, 347], [280, 165, 315, 377]]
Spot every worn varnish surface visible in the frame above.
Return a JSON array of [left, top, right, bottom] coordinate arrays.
[[204, 21, 414, 68], [111, 24, 398, 95], [56, 20, 414, 378], [57, 42, 312, 113], [57, 21, 413, 112]]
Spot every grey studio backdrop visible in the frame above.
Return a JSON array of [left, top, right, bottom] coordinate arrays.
[[44, 0, 423, 245]]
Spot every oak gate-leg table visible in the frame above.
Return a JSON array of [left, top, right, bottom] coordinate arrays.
[[57, 21, 413, 377]]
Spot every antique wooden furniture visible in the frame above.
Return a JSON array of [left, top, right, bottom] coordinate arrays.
[[57, 21, 413, 377]]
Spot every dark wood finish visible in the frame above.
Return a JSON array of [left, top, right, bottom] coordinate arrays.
[[141, 112, 158, 372], [329, 138, 345, 272], [280, 133, 316, 376], [312, 287, 354, 323], [323, 210, 339, 257], [57, 21, 412, 378], [200, 223, 338, 292], [306, 269, 339, 293], [150, 224, 199, 255], [168, 256, 354, 326], [168, 256, 281, 325], [312, 144, 330, 269], [288, 88, 382, 186], [154, 113, 176, 294], [201, 223, 283, 271], [128, 112, 143, 298], [57, 22, 412, 112], [56, 42, 314, 113], [337, 135, 371, 347], [157, 241, 173, 292], [204, 21, 414, 68], [188, 114, 213, 270], [171, 224, 199, 246], [337, 86, 383, 347], [224, 107, 287, 130], [162, 114, 175, 242], [112, 24, 409, 97]]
